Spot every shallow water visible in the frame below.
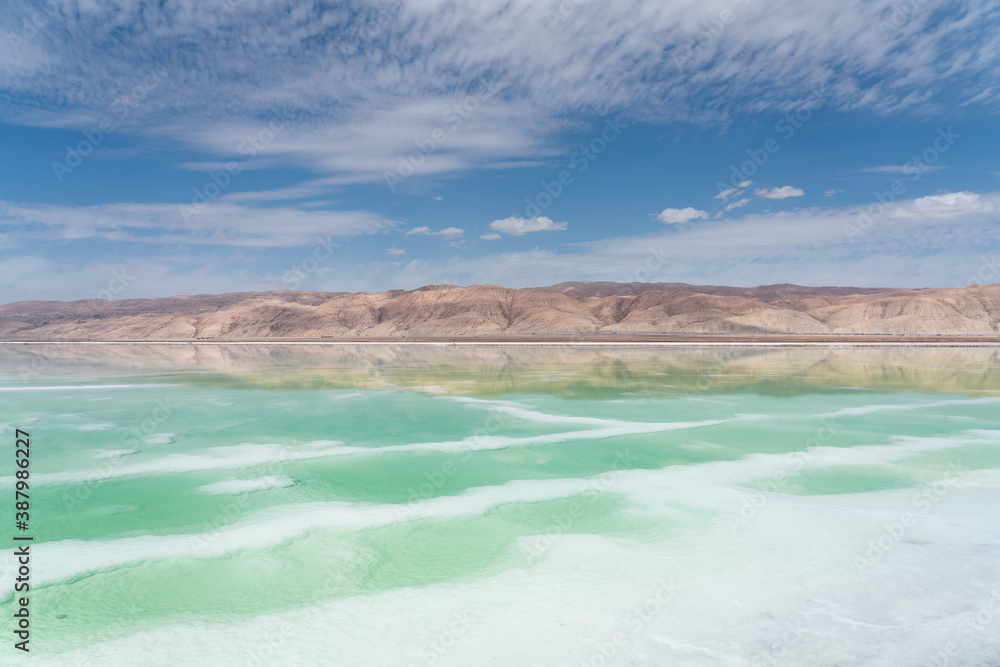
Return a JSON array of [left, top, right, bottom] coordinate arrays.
[[2, 344, 999, 666]]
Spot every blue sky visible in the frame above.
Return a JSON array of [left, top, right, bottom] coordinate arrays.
[[1, 0, 998, 303]]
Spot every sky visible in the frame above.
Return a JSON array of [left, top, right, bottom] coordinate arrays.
[[1, 0, 999, 303]]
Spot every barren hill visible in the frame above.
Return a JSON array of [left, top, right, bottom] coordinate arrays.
[[0, 282, 998, 340]]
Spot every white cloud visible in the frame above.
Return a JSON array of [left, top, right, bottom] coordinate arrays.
[[5, 192, 999, 303], [480, 233, 502, 240], [488, 216, 568, 236], [336, 191, 1000, 292], [715, 188, 742, 200], [656, 207, 708, 224], [755, 186, 805, 199], [738, 180, 753, 188], [725, 198, 752, 211], [3, 0, 995, 194], [405, 226, 464, 238], [386, 247, 406, 255], [432, 196, 443, 201], [824, 189, 842, 197], [891, 191, 996, 220]]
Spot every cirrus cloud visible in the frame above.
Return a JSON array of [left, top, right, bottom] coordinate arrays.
[[860, 165, 944, 175], [0, 199, 397, 247], [3, 0, 996, 194]]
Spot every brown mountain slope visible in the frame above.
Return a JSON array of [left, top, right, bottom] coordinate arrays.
[[0, 283, 998, 340]]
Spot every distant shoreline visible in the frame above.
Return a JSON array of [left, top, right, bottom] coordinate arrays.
[[3, 336, 1000, 347]]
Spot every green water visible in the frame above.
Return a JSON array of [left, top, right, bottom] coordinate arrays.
[[1, 343, 999, 666]]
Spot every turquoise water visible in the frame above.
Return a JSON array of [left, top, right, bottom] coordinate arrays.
[[2, 344, 999, 666]]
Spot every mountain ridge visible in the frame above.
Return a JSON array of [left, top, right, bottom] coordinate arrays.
[[1, 282, 997, 340]]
